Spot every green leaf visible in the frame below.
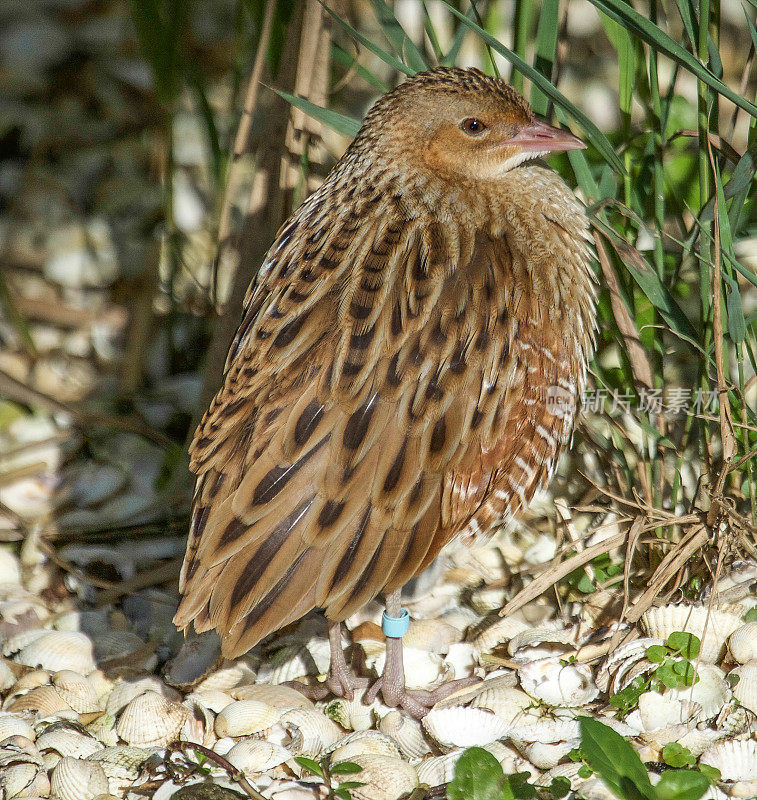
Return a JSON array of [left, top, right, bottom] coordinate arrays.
[[332, 43, 389, 91], [600, 15, 636, 114], [550, 776, 572, 798], [646, 645, 667, 663], [331, 762, 364, 776], [440, 1, 625, 173], [447, 747, 506, 800], [582, 0, 757, 119], [294, 756, 323, 778], [609, 675, 649, 714], [369, 0, 429, 72], [333, 789, 353, 800], [273, 90, 362, 138], [530, 0, 560, 115], [654, 770, 710, 800], [579, 717, 656, 800], [508, 772, 536, 799], [698, 764, 721, 782], [667, 633, 701, 660], [745, 607, 757, 623], [337, 782, 366, 790], [662, 743, 696, 768], [655, 663, 685, 689]]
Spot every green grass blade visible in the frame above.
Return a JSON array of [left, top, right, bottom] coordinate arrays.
[[319, 1, 416, 76], [421, 2, 444, 62], [442, 1, 625, 173], [274, 89, 362, 137], [584, 0, 757, 118], [601, 15, 636, 115], [332, 43, 390, 92], [441, 8, 474, 65], [369, 0, 429, 72], [530, 0, 560, 115]]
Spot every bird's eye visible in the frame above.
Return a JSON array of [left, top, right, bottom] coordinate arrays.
[[461, 118, 487, 135]]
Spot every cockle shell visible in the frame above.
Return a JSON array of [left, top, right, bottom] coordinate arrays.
[[403, 618, 462, 651], [366, 646, 452, 690], [333, 754, 418, 800], [116, 690, 189, 747], [326, 730, 401, 763], [52, 670, 100, 713], [517, 657, 599, 706], [507, 624, 580, 660], [729, 623, 757, 664], [378, 710, 431, 759], [665, 664, 731, 721], [470, 685, 538, 726], [226, 740, 293, 774], [214, 699, 282, 738], [701, 739, 757, 782], [50, 756, 110, 800], [279, 707, 343, 756], [89, 746, 154, 794], [595, 638, 664, 693], [473, 617, 530, 654], [730, 661, 757, 714], [35, 721, 103, 760], [6, 684, 71, 714], [230, 683, 313, 709], [509, 719, 581, 769], [636, 691, 699, 732], [2, 760, 51, 799], [106, 676, 180, 716], [181, 696, 216, 747], [0, 659, 16, 693], [325, 690, 376, 731], [8, 630, 96, 674], [422, 706, 510, 751], [415, 750, 463, 785], [185, 689, 234, 713], [641, 604, 742, 662], [0, 712, 36, 741]]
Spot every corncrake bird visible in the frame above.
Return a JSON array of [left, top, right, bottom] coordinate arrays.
[[174, 67, 597, 717]]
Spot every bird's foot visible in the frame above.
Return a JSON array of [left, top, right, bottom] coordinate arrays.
[[363, 675, 481, 719], [285, 667, 369, 702]]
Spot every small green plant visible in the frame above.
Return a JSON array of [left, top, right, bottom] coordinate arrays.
[[744, 607, 757, 623], [609, 633, 701, 716], [567, 553, 624, 594], [661, 743, 696, 768], [294, 756, 364, 800], [579, 717, 710, 800]]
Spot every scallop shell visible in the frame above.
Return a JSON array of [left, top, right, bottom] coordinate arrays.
[[36, 721, 103, 759], [226, 740, 293, 774], [334, 754, 418, 800], [10, 631, 96, 674], [326, 730, 401, 763], [52, 670, 100, 713], [378, 710, 431, 760], [637, 691, 699, 731], [116, 690, 189, 747], [422, 706, 510, 751], [0, 712, 36, 742], [279, 707, 343, 756], [415, 750, 463, 785], [730, 661, 757, 714], [701, 739, 757, 781], [509, 719, 581, 769], [641, 604, 742, 662], [214, 699, 282, 738], [50, 756, 110, 800], [729, 623, 757, 664], [230, 683, 313, 708], [517, 657, 599, 706]]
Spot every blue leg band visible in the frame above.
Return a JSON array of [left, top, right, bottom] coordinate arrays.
[[382, 608, 410, 638]]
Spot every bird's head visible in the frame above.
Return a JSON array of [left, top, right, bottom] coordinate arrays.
[[361, 67, 585, 184]]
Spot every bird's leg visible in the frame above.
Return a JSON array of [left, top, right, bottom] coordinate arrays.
[[285, 620, 368, 701], [364, 589, 481, 719]]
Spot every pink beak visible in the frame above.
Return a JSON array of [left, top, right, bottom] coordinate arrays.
[[506, 118, 586, 153]]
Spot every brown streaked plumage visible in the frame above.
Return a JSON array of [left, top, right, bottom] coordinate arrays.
[[175, 67, 597, 714]]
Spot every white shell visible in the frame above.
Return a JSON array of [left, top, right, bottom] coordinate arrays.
[[474, 617, 530, 654], [517, 657, 599, 706], [116, 690, 189, 747], [641, 605, 742, 662], [36, 723, 103, 759], [334, 754, 418, 800], [730, 661, 757, 714], [0, 712, 36, 742], [3, 760, 51, 799], [106, 676, 180, 716], [52, 670, 100, 713], [422, 706, 510, 751], [50, 756, 110, 800], [226, 739, 292, 774], [89, 746, 154, 794], [367, 646, 451, 690], [415, 750, 463, 785], [665, 664, 731, 721], [729, 623, 757, 664], [327, 730, 401, 763], [214, 699, 282, 738], [596, 637, 664, 693], [230, 683, 313, 708], [470, 685, 539, 726], [509, 719, 581, 769], [701, 739, 757, 781], [279, 707, 343, 756], [325, 691, 376, 732], [10, 631, 96, 674], [379, 710, 431, 759], [637, 691, 699, 731], [508, 624, 579, 659], [185, 689, 234, 713], [6, 684, 71, 714]]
